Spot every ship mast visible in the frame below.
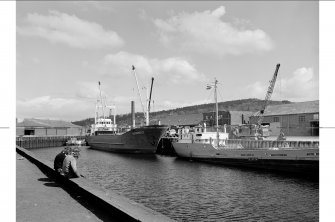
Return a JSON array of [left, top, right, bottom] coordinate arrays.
[[214, 78, 219, 147], [98, 81, 105, 121], [207, 78, 220, 147]]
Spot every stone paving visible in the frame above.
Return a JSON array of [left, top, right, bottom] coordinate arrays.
[[16, 152, 103, 222]]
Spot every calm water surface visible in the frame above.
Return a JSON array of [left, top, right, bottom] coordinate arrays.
[[32, 146, 319, 222]]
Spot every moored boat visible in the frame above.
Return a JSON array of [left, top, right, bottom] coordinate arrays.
[[172, 75, 319, 176], [66, 137, 86, 146], [87, 125, 168, 153], [172, 131, 319, 174], [86, 67, 168, 154]]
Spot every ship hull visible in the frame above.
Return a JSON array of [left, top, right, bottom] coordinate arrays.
[[87, 125, 168, 154], [172, 142, 319, 176]]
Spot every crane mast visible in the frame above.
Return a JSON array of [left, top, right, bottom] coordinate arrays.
[[148, 77, 154, 113], [131, 65, 153, 126], [131, 65, 146, 121], [257, 63, 280, 126]]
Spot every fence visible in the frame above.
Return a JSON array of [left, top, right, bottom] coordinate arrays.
[[224, 139, 319, 149], [16, 136, 86, 149]]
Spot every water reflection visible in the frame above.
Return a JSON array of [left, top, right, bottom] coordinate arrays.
[[31, 146, 319, 222]]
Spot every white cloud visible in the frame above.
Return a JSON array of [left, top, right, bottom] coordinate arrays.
[[75, 82, 101, 100], [138, 8, 149, 20], [101, 51, 208, 84], [17, 10, 124, 49], [153, 6, 274, 56], [244, 67, 319, 102], [17, 96, 93, 121]]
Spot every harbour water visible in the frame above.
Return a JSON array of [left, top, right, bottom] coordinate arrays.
[[31, 146, 319, 221]]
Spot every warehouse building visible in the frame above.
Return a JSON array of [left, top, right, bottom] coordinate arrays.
[[158, 113, 204, 127], [16, 118, 83, 136], [203, 110, 254, 126], [249, 100, 319, 136]]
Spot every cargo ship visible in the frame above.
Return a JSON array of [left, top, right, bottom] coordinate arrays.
[[172, 74, 319, 176], [87, 124, 168, 154], [172, 128, 319, 175], [87, 67, 168, 154]]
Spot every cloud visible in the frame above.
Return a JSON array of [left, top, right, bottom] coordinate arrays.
[[153, 6, 274, 56], [244, 67, 318, 102], [138, 8, 149, 20], [17, 96, 93, 121], [76, 82, 102, 100], [101, 51, 208, 84], [17, 10, 124, 49]]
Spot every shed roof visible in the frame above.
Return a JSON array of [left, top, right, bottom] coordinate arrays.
[[261, 100, 319, 116], [17, 118, 82, 128], [229, 111, 254, 116], [158, 113, 203, 126]]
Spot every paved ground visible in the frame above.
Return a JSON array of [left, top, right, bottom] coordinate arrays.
[[16, 152, 103, 222]]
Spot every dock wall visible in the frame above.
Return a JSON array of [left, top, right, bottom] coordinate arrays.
[[16, 146, 175, 222], [16, 136, 86, 149]]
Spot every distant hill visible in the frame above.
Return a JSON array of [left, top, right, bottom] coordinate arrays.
[[72, 98, 291, 127]]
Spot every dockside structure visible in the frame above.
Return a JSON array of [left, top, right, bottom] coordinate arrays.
[[249, 100, 319, 136], [17, 118, 84, 136]]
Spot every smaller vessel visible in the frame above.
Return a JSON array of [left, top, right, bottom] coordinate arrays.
[[66, 137, 86, 146], [172, 77, 319, 176]]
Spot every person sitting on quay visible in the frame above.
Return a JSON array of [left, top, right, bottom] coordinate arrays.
[[53, 147, 71, 174], [62, 147, 81, 178]]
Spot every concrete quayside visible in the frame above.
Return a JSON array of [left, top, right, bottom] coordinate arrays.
[[16, 146, 175, 222]]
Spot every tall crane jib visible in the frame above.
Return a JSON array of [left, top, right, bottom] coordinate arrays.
[[257, 63, 280, 126], [148, 77, 154, 113]]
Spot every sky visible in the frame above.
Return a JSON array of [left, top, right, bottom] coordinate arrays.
[[3, 2, 335, 220], [16, 1, 319, 121]]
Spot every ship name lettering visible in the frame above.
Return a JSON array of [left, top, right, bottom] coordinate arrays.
[[132, 131, 144, 135]]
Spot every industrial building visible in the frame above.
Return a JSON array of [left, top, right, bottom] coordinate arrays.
[[158, 111, 254, 129], [203, 110, 254, 126], [249, 100, 319, 136], [16, 118, 84, 136], [158, 113, 203, 127]]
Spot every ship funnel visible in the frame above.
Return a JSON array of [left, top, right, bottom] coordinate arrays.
[[131, 101, 135, 129]]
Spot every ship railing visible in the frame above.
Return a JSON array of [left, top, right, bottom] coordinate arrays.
[[223, 139, 319, 149], [177, 134, 319, 149], [186, 138, 319, 149]]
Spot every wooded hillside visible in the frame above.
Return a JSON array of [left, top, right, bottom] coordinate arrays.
[[72, 98, 291, 127]]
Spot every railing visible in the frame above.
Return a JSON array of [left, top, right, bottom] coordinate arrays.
[[180, 137, 319, 149], [224, 139, 319, 149], [16, 136, 86, 149]]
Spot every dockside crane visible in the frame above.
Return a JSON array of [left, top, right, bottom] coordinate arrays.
[[148, 77, 154, 113], [255, 63, 280, 126], [131, 65, 154, 126], [232, 63, 280, 139]]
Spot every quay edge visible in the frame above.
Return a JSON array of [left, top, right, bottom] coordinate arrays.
[[16, 146, 176, 222]]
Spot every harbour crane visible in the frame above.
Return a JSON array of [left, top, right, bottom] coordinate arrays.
[[131, 65, 154, 126], [255, 63, 281, 126], [148, 77, 154, 113], [232, 64, 280, 139]]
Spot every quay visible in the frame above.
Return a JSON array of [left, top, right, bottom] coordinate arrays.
[[16, 146, 175, 222], [16, 136, 86, 149]]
